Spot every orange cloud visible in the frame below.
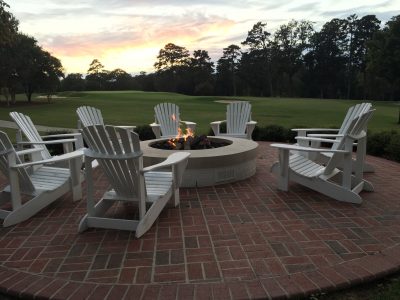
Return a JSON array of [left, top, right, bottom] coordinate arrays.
[[38, 13, 236, 73]]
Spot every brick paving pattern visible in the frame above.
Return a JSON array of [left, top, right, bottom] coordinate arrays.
[[0, 142, 399, 299]]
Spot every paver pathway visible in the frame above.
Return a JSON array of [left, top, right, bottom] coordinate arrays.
[[0, 142, 399, 299]]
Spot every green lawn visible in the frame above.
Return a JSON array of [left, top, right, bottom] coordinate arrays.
[[0, 91, 399, 134]]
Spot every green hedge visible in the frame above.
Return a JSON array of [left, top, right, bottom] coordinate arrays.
[[367, 130, 400, 162]]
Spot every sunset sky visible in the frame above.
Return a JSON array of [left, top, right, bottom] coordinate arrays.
[[8, 0, 400, 75]]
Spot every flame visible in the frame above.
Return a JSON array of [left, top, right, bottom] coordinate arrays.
[[174, 127, 194, 141], [171, 114, 176, 121], [167, 127, 195, 149]]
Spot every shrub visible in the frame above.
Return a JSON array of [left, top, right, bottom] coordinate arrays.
[[367, 131, 396, 157], [134, 125, 156, 141], [255, 125, 290, 142], [385, 133, 400, 162]]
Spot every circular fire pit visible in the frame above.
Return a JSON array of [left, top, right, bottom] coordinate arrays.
[[141, 136, 258, 187]]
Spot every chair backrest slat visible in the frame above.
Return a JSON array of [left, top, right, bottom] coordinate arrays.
[[10, 112, 52, 160], [154, 103, 180, 137], [226, 102, 251, 134], [77, 106, 104, 127], [82, 125, 141, 198], [324, 109, 374, 175], [0, 131, 35, 193], [338, 103, 371, 135], [331, 103, 372, 151]]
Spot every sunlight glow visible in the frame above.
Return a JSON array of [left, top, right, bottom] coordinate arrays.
[[8, 0, 400, 74]]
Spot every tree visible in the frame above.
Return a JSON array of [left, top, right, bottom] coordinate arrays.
[[61, 73, 85, 91], [306, 18, 348, 98], [154, 43, 190, 72], [0, 0, 18, 46], [10, 34, 64, 101], [107, 68, 139, 90], [154, 43, 191, 93], [351, 15, 381, 98], [189, 50, 214, 95], [0, 0, 18, 105], [216, 45, 241, 96], [367, 15, 400, 100], [241, 22, 272, 96], [272, 20, 314, 96], [86, 59, 108, 90], [38, 51, 64, 101]]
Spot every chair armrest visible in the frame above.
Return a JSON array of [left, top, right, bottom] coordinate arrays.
[[107, 125, 136, 130], [245, 121, 257, 139], [291, 128, 339, 132], [210, 120, 226, 136], [42, 133, 81, 139], [17, 138, 78, 145], [16, 148, 43, 156], [11, 149, 84, 168], [150, 123, 161, 138], [180, 121, 196, 126], [142, 152, 191, 173], [307, 133, 344, 138], [210, 120, 226, 125], [271, 143, 347, 153], [295, 136, 340, 144]]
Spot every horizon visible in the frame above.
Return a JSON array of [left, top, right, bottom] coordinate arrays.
[[8, 0, 400, 75]]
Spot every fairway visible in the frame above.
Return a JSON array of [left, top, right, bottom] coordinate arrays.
[[0, 91, 399, 134]]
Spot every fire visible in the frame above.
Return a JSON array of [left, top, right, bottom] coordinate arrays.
[[171, 114, 176, 121], [175, 127, 194, 141], [167, 127, 195, 149]]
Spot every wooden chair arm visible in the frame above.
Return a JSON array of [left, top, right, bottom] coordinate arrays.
[[142, 152, 191, 173], [270, 143, 347, 153], [11, 149, 84, 168]]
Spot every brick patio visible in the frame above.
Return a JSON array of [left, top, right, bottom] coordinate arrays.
[[0, 142, 399, 299]]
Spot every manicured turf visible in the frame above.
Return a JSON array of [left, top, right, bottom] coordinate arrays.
[[0, 91, 399, 134]]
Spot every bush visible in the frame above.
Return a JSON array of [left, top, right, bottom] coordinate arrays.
[[257, 125, 290, 142], [134, 125, 156, 141], [385, 133, 400, 162], [367, 131, 396, 157]]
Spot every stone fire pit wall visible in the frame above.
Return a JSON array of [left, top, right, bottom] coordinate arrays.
[[140, 137, 259, 187]]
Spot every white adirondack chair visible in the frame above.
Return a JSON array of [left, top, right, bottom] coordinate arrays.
[[150, 103, 196, 138], [78, 125, 190, 238], [0, 131, 83, 227], [270, 109, 374, 204], [76, 106, 136, 131], [292, 103, 374, 172], [10, 112, 84, 163], [210, 101, 257, 140]]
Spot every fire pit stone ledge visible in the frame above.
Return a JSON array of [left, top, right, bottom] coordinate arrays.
[[140, 136, 259, 187]]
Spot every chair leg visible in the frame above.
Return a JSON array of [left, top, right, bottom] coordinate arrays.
[[170, 188, 180, 207], [277, 149, 290, 191], [70, 157, 82, 201]]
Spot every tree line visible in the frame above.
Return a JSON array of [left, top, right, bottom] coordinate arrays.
[[61, 14, 400, 101], [1, 0, 399, 103]]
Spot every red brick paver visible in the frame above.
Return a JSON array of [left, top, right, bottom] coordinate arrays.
[[1, 142, 400, 299]]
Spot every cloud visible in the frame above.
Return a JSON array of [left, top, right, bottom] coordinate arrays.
[[38, 12, 236, 57], [288, 2, 319, 12]]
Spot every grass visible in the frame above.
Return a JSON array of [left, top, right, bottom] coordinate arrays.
[[0, 91, 399, 134], [312, 271, 400, 300]]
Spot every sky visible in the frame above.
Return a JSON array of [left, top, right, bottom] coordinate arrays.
[[7, 0, 400, 75]]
